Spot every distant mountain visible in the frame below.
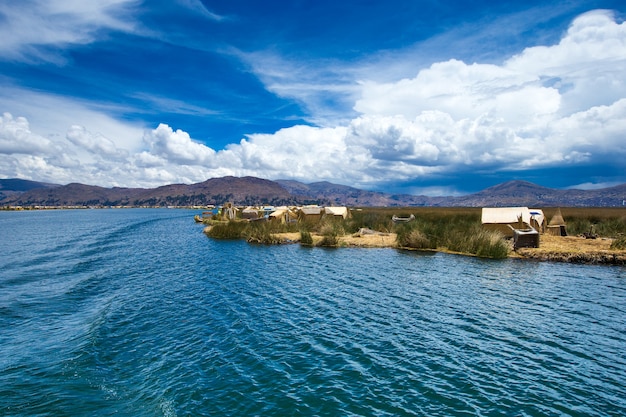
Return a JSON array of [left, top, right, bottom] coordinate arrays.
[[0, 176, 295, 207], [1, 177, 625, 207], [0, 178, 59, 201], [452, 180, 626, 207], [276, 180, 432, 206]]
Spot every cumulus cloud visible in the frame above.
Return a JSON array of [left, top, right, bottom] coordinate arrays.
[[0, 87, 145, 152], [0, 112, 128, 185], [143, 124, 217, 165], [66, 125, 128, 159], [223, 11, 626, 189], [1, 10, 625, 193], [0, 113, 53, 154]]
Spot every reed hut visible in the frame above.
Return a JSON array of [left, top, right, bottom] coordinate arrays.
[[298, 205, 324, 223], [481, 207, 532, 238], [324, 206, 350, 219], [547, 208, 567, 236], [269, 207, 298, 224], [242, 207, 262, 220]]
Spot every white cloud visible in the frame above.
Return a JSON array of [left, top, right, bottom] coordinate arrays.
[[1, 9, 625, 193], [143, 123, 216, 165], [0, 0, 138, 62], [505, 10, 626, 115], [354, 58, 564, 129], [233, 49, 361, 126], [0, 113, 53, 154], [66, 125, 128, 159], [0, 86, 145, 152], [177, 0, 225, 21], [568, 181, 624, 190]]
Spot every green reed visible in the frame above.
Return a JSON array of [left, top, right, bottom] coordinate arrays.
[[393, 212, 509, 258]]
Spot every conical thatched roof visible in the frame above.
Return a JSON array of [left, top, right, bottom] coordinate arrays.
[[549, 208, 566, 226]]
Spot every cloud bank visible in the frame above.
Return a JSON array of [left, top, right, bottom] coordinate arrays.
[[1, 10, 625, 193]]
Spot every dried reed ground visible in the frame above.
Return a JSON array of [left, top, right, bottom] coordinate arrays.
[[515, 234, 626, 263], [273, 232, 398, 248], [273, 232, 626, 263]]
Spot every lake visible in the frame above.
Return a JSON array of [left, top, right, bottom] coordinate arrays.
[[1, 209, 625, 416]]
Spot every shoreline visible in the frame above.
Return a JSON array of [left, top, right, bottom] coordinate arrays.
[[514, 235, 626, 265], [266, 231, 626, 265]]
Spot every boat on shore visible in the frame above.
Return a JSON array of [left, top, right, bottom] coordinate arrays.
[[392, 214, 415, 223]]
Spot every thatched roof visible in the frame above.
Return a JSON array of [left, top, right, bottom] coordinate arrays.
[[300, 205, 323, 215], [548, 208, 566, 226], [324, 206, 350, 219]]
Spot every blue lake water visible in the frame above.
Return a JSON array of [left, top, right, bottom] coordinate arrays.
[[1, 208, 625, 416]]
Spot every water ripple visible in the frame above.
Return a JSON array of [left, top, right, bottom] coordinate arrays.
[[1, 210, 625, 416]]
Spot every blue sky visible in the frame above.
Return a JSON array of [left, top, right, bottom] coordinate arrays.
[[0, 0, 625, 195]]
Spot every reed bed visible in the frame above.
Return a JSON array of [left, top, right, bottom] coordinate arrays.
[[202, 206, 625, 259], [393, 211, 509, 258], [204, 219, 298, 243], [536, 207, 625, 235], [611, 236, 626, 250]]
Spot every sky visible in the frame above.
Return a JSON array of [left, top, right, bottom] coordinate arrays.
[[0, 0, 625, 196]]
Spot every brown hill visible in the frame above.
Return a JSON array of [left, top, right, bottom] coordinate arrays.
[[1, 176, 295, 207], [0, 178, 59, 201], [1, 177, 625, 207], [452, 180, 626, 207], [276, 180, 431, 206]]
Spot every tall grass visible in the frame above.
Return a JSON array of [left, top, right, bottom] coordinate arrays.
[[244, 221, 283, 244], [565, 216, 626, 237], [300, 230, 314, 246], [344, 209, 394, 233], [543, 208, 626, 237], [204, 221, 248, 239], [316, 217, 343, 247], [396, 227, 432, 249], [394, 213, 509, 258], [202, 207, 625, 257], [611, 236, 626, 250], [204, 219, 299, 243]]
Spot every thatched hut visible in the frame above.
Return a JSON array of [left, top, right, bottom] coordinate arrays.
[[547, 208, 567, 236], [298, 205, 324, 223], [324, 206, 350, 219], [242, 206, 262, 220], [269, 207, 298, 224], [481, 207, 532, 238]]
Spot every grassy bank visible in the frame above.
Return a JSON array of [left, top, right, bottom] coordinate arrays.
[[549, 207, 626, 237], [202, 207, 508, 258], [201, 207, 626, 260], [391, 210, 509, 258]]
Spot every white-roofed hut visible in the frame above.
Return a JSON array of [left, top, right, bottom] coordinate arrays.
[[324, 206, 350, 219], [481, 207, 533, 238]]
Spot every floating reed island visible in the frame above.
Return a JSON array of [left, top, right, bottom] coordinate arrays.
[[197, 206, 626, 264]]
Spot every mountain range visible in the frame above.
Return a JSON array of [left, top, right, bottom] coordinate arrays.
[[1, 177, 625, 207]]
